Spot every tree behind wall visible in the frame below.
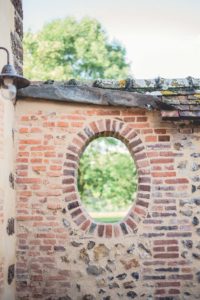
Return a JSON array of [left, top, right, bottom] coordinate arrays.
[[24, 17, 130, 80]]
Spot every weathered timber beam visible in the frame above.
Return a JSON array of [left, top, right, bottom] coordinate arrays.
[[17, 84, 161, 110]]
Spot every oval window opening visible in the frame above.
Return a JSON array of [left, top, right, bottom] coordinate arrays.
[[78, 137, 138, 223]]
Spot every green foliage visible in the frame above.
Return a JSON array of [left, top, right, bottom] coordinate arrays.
[[78, 137, 137, 213], [24, 17, 130, 80], [94, 216, 122, 223]]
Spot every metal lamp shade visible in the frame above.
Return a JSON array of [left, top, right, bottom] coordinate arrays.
[[0, 63, 30, 89]]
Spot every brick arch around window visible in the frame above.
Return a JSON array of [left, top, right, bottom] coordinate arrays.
[[63, 119, 151, 238]]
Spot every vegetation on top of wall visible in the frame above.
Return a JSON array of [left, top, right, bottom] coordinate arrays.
[[23, 17, 130, 81]]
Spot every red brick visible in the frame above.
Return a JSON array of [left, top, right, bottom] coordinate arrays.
[[98, 224, 104, 237], [154, 253, 179, 259], [32, 166, 46, 172], [137, 116, 147, 122], [167, 246, 179, 252], [56, 122, 69, 127], [20, 139, 41, 145], [113, 224, 120, 237], [145, 135, 157, 142], [89, 122, 99, 134], [44, 152, 56, 157], [43, 122, 55, 127], [155, 289, 166, 295], [154, 129, 167, 134], [16, 178, 42, 184], [31, 127, 42, 133], [124, 117, 135, 122], [168, 289, 180, 294], [19, 128, 29, 133], [152, 172, 176, 178], [155, 282, 180, 288], [16, 215, 43, 221], [165, 178, 189, 184], [81, 219, 91, 231], [150, 158, 174, 164], [71, 122, 83, 127], [158, 135, 170, 142], [105, 224, 112, 238], [31, 146, 54, 151], [126, 218, 137, 231], [153, 247, 165, 252], [20, 116, 30, 121], [121, 109, 145, 116]]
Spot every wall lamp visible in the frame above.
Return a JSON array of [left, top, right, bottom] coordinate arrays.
[[0, 47, 30, 101]]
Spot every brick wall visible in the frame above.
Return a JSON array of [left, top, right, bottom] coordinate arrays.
[[15, 99, 200, 300]]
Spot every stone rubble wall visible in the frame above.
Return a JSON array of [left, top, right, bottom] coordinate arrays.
[[15, 99, 200, 300], [10, 0, 23, 74], [0, 0, 23, 74]]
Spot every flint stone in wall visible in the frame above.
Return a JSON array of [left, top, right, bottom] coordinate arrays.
[[177, 160, 187, 169], [98, 289, 106, 294], [191, 153, 200, 158], [194, 198, 200, 205], [54, 246, 66, 251], [82, 295, 95, 300], [120, 258, 140, 270], [191, 163, 200, 172], [62, 218, 70, 228], [181, 251, 188, 258], [71, 241, 83, 247], [174, 142, 183, 150], [116, 273, 127, 280], [79, 248, 90, 264], [182, 240, 193, 249], [96, 278, 107, 288], [138, 243, 152, 257], [127, 291, 137, 298], [131, 272, 139, 280], [108, 282, 120, 289], [196, 271, 200, 283], [86, 265, 105, 276], [127, 243, 135, 254], [192, 253, 200, 259], [94, 244, 109, 261], [87, 241, 95, 250], [192, 216, 199, 226], [106, 260, 116, 273], [192, 176, 200, 182], [192, 185, 197, 193], [179, 199, 193, 206], [108, 275, 114, 281], [123, 281, 136, 289], [180, 210, 193, 217]]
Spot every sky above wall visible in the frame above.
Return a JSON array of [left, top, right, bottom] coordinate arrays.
[[23, 0, 200, 79]]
